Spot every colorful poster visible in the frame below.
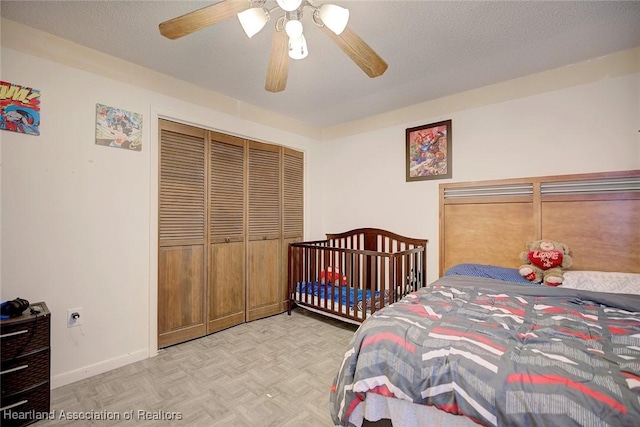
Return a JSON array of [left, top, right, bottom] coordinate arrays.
[[0, 81, 41, 136], [406, 120, 452, 181], [95, 103, 142, 151]]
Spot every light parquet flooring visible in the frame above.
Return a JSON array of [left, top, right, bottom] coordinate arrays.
[[36, 309, 358, 427]]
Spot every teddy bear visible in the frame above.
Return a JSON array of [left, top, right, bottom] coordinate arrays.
[[518, 240, 572, 286]]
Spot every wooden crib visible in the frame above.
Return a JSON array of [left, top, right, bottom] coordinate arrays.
[[287, 228, 428, 324]]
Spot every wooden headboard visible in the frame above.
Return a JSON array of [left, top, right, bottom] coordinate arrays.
[[439, 170, 640, 276]]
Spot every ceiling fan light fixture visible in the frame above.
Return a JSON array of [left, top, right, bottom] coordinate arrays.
[[319, 4, 349, 35], [276, 0, 303, 12], [159, 0, 388, 93], [238, 7, 269, 38], [288, 34, 308, 60], [285, 19, 307, 60], [284, 19, 303, 39]]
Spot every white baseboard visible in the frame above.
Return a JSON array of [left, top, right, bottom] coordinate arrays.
[[51, 348, 150, 389]]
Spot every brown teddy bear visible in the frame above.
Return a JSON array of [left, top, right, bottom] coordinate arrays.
[[518, 240, 572, 286]]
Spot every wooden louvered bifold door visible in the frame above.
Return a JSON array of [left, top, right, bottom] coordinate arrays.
[[158, 120, 207, 348], [282, 148, 304, 308], [247, 141, 282, 321], [158, 120, 304, 346], [208, 133, 246, 333]]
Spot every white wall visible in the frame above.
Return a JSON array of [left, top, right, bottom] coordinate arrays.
[[0, 45, 322, 388], [321, 70, 640, 283]]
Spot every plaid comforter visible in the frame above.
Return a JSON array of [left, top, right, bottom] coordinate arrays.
[[330, 276, 640, 427]]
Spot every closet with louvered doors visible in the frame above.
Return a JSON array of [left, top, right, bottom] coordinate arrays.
[[158, 120, 304, 348]]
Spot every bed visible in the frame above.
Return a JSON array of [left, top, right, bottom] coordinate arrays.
[[287, 228, 428, 324], [330, 170, 640, 427]]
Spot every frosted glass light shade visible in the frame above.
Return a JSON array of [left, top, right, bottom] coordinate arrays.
[[286, 20, 307, 60], [237, 8, 269, 38], [285, 20, 303, 39], [319, 4, 349, 35], [288, 34, 308, 60], [276, 0, 303, 12]]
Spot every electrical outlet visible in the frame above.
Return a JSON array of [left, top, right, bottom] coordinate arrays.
[[67, 307, 84, 328]]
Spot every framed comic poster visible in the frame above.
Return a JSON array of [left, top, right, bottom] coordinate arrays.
[[95, 103, 143, 151], [406, 119, 452, 182], [0, 81, 41, 136]]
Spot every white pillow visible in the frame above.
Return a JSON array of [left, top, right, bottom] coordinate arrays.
[[561, 270, 640, 295]]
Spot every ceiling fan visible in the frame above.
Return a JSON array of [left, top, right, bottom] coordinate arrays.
[[159, 0, 388, 93]]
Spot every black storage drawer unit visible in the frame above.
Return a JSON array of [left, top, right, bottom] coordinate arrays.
[[1, 302, 51, 427]]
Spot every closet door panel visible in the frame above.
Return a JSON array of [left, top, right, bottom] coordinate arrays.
[[247, 239, 281, 321], [282, 148, 304, 239], [248, 142, 281, 240], [158, 121, 207, 348], [208, 134, 246, 333], [158, 246, 205, 347], [247, 141, 282, 321], [282, 148, 304, 308], [210, 134, 245, 243], [208, 241, 245, 332]]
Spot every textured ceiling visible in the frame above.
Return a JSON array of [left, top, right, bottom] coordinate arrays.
[[2, 1, 639, 128]]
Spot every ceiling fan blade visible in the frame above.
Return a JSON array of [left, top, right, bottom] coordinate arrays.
[[159, 0, 249, 40], [265, 30, 290, 93], [320, 25, 388, 78]]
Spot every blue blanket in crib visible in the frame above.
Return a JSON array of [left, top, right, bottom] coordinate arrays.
[[296, 282, 378, 307]]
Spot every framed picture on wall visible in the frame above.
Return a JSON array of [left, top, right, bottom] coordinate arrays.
[[95, 103, 143, 151], [0, 80, 41, 136], [405, 119, 452, 181]]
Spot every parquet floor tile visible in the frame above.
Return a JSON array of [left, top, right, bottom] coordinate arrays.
[[36, 309, 357, 426]]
